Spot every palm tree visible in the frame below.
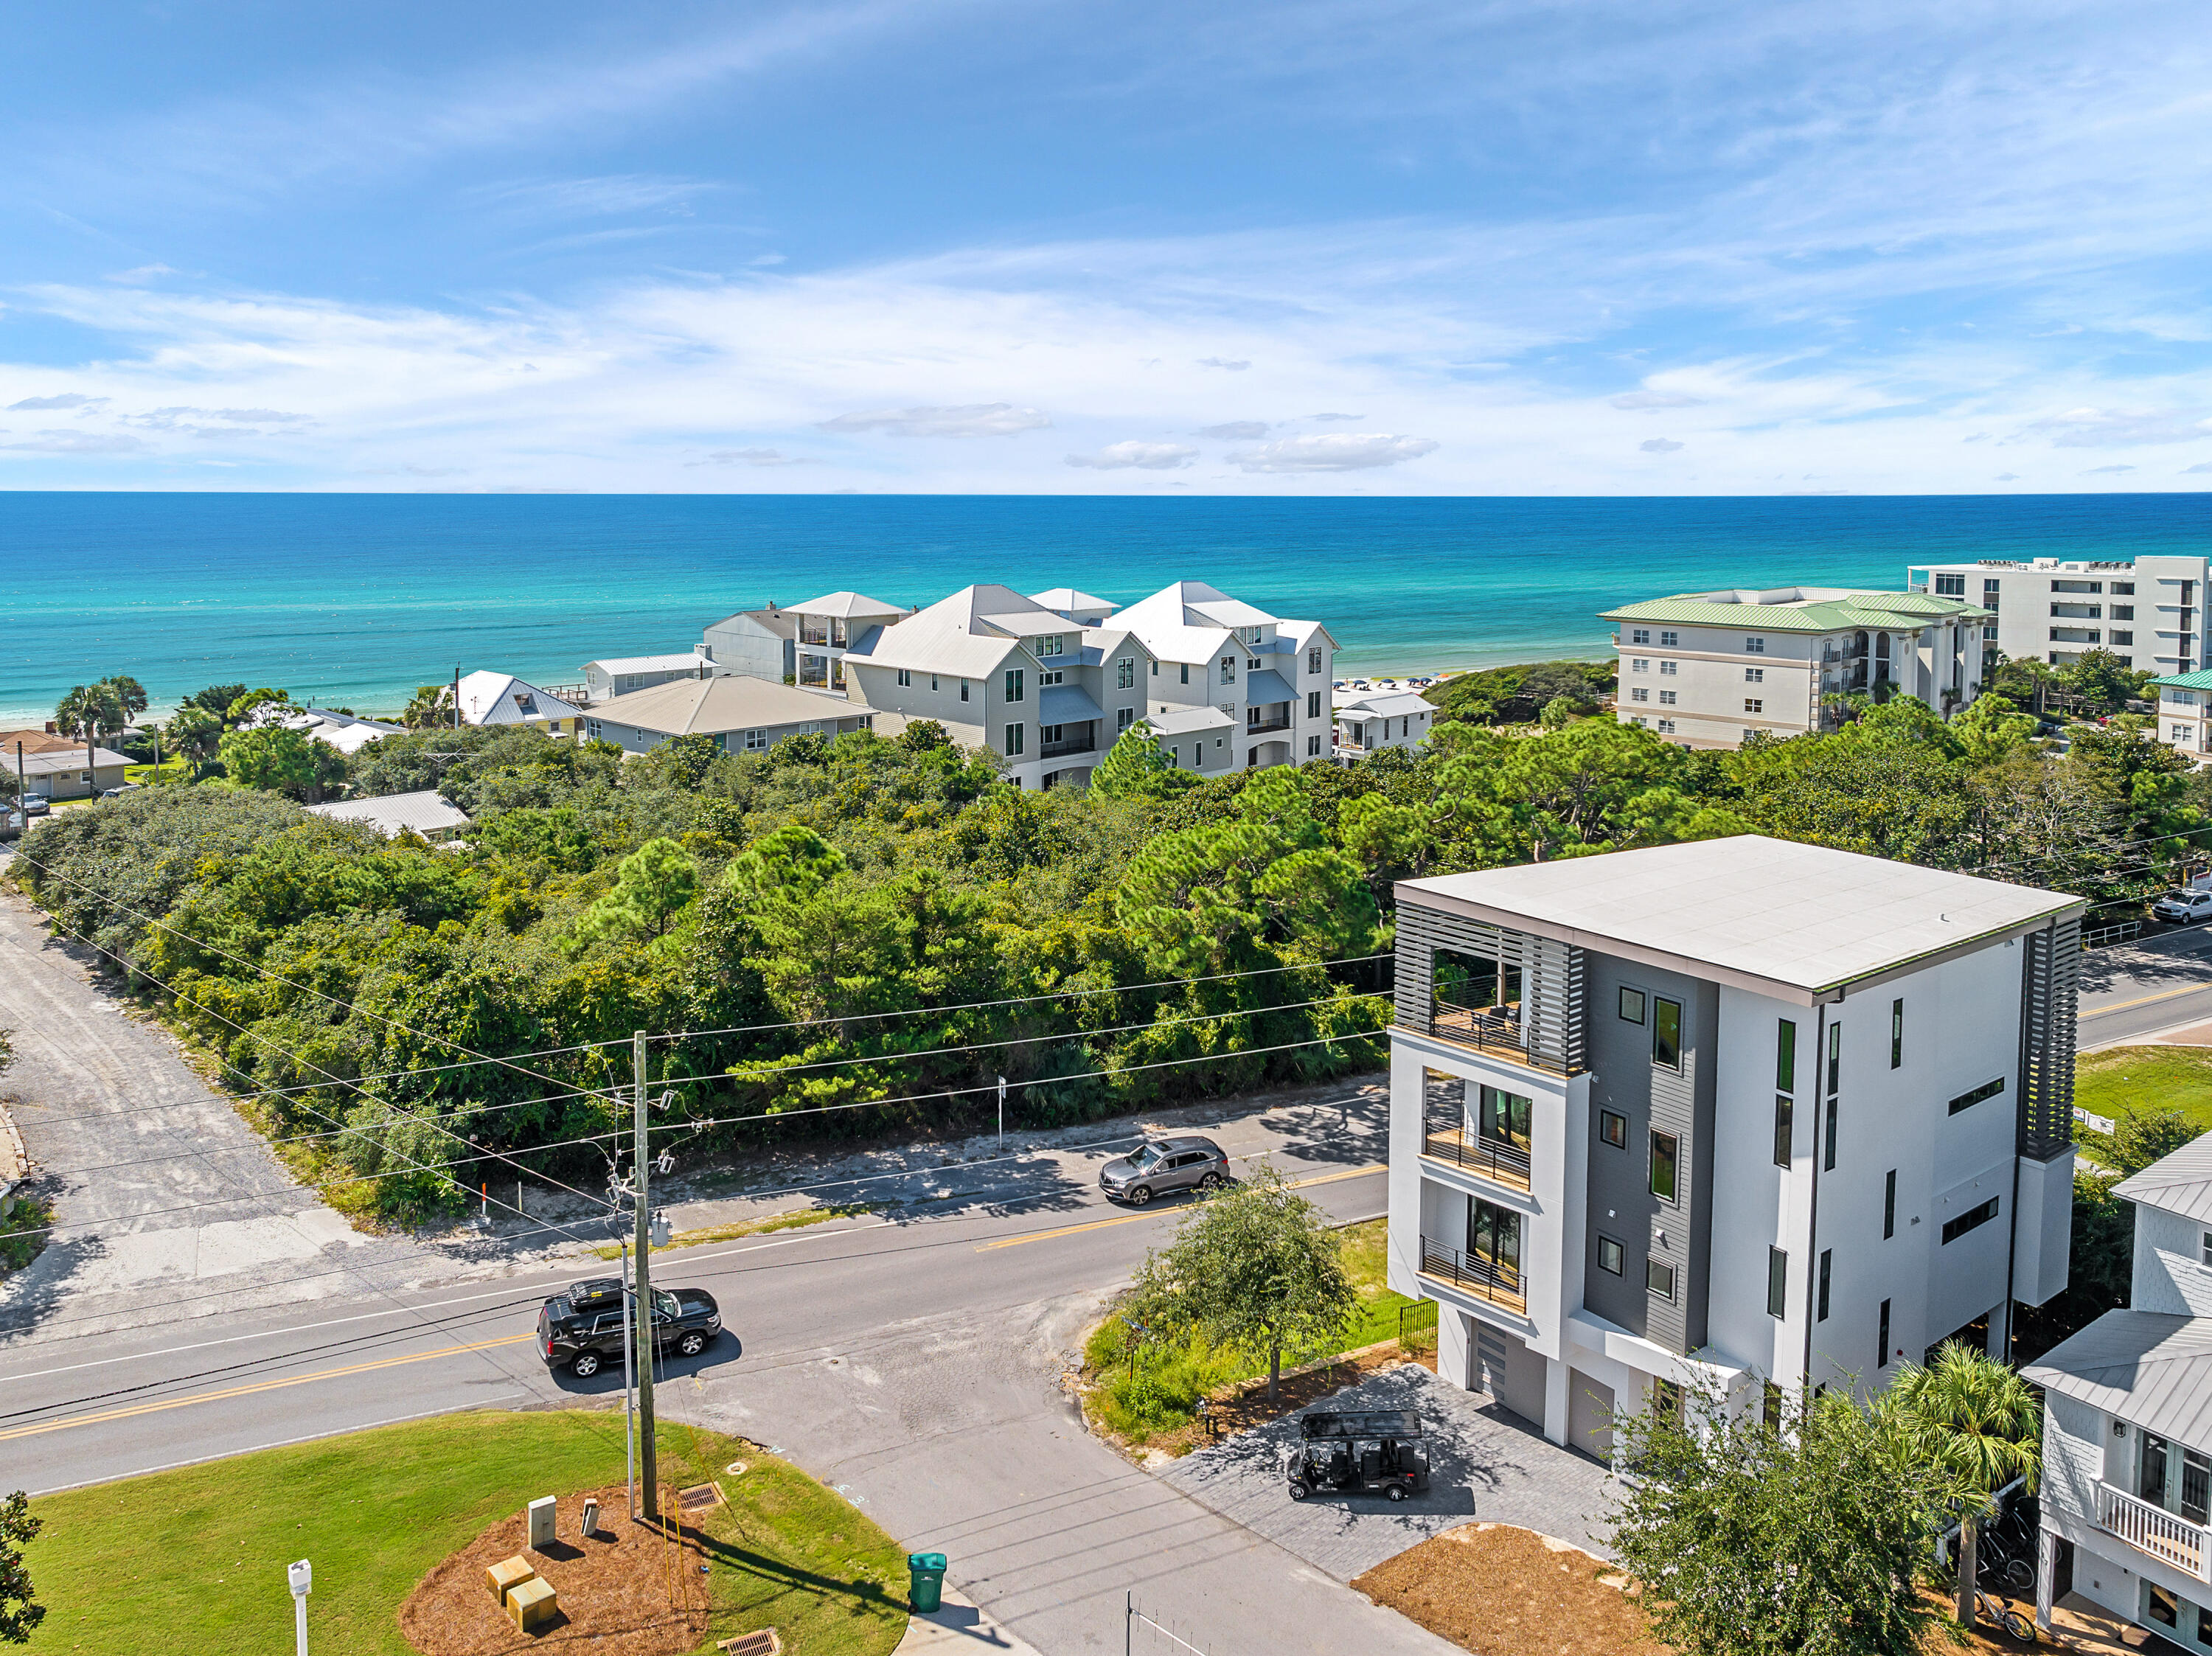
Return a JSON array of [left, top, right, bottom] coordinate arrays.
[[1886, 1340, 2042, 1629], [163, 704, 223, 781]]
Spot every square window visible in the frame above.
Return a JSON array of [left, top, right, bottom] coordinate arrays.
[[1745, 667, 1764, 683], [1659, 630, 1679, 647], [1618, 987, 1646, 1023], [1652, 998, 1682, 1070], [1631, 687, 1649, 702], [1745, 637, 1765, 653], [1631, 658, 1649, 673], [1117, 707, 1135, 731], [897, 668, 912, 687], [1646, 1259, 1676, 1301], [1657, 718, 1675, 734], [1599, 1108, 1627, 1148], [1649, 1130, 1677, 1201], [1631, 628, 1650, 644], [1744, 697, 1762, 714], [1597, 1235, 1624, 1276], [1658, 689, 1677, 705], [1660, 660, 1677, 675]]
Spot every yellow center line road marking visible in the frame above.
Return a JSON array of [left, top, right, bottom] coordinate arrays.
[[978, 1163, 1386, 1250], [0, 1333, 537, 1443], [2084, 980, 2212, 1017]]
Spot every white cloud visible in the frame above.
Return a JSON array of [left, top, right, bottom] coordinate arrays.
[[2083, 463, 2137, 474], [816, 403, 1050, 437], [2187, 462, 2212, 475], [1197, 357, 1250, 370], [0, 430, 146, 453], [6, 392, 106, 411], [1226, 433, 1438, 473], [1995, 472, 2020, 481], [1611, 389, 1701, 410], [1195, 420, 1268, 439], [103, 265, 178, 285], [694, 446, 813, 466], [1065, 441, 1198, 470], [1641, 437, 1684, 453], [1306, 411, 1362, 421], [2018, 407, 2212, 448]]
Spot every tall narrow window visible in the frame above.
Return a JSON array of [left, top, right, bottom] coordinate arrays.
[[1767, 1248, 1787, 1318], [1776, 1020, 1796, 1093], [1763, 1382, 1783, 1432], [1652, 998, 1682, 1071], [1773, 1095, 1792, 1169], [1878, 1298, 1891, 1368], [1004, 668, 1025, 703], [1649, 1131, 1678, 1202], [1884, 1169, 1897, 1240], [1824, 1095, 1838, 1172], [1179, 663, 1189, 684], [1891, 998, 1904, 1069], [1817, 1249, 1832, 1321], [1826, 1022, 1841, 1096]]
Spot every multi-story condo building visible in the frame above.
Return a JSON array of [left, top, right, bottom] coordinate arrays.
[[2026, 1136, 2212, 1639], [841, 580, 1336, 787], [2147, 669, 2212, 765], [1385, 835, 2079, 1463], [1907, 554, 2212, 674], [1604, 588, 1989, 749]]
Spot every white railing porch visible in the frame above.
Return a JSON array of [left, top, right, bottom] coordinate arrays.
[[2098, 1481, 2212, 1580]]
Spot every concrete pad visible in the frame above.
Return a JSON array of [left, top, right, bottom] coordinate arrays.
[[894, 1583, 1043, 1656], [1158, 1364, 1616, 1582]]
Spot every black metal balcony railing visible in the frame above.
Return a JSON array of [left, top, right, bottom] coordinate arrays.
[[1245, 714, 1292, 734], [1419, 1236, 1526, 1311], [1420, 1127, 1533, 1191], [1425, 1001, 1573, 1076]]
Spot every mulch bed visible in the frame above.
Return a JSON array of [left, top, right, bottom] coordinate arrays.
[[399, 1484, 712, 1655], [1353, 1523, 1669, 1656]]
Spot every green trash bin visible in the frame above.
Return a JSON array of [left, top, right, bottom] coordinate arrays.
[[907, 1552, 947, 1613]]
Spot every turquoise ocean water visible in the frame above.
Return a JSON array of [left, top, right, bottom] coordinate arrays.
[[3, 492, 2207, 723]]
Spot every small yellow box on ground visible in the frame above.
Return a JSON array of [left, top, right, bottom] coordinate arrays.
[[509, 1576, 558, 1634], [486, 1555, 536, 1607]]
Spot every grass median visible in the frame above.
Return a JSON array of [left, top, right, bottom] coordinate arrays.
[[24, 1408, 908, 1656]]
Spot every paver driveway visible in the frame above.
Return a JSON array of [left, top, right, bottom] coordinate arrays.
[[1158, 1364, 1617, 1582]]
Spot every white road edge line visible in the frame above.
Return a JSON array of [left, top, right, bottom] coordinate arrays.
[[25, 1394, 532, 1495]]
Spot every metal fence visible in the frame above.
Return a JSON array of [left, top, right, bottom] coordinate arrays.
[[1398, 1298, 1439, 1363], [1126, 1594, 1215, 1656]]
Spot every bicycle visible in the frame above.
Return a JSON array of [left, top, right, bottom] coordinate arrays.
[[1973, 1589, 2039, 1646]]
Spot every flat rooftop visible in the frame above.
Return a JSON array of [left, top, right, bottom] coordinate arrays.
[[1397, 835, 2081, 1001]]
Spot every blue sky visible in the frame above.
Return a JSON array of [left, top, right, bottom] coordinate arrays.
[[4, 0, 2211, 495]]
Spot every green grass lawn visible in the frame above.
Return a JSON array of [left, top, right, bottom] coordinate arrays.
[[2076, 1046, 2212, 1133], [1084, 1217, 1417, 1444], [123, 759, 192, 785], [24, 1410, 908, 1656]]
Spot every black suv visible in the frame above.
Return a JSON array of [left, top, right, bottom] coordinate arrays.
[[537, 1277, 723, 1377]]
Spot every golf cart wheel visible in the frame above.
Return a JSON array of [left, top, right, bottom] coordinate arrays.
[[1386, 1483, 1408, 1503], [570, 1350, 602, 1377], [1127, 1185, 1153, 1206], [1198, 1172, 1225, 1191], [1288, 1481, 1310, 1501], [677, 1331, 707, 1357]]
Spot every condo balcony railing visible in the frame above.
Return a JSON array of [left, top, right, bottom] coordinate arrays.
[[1040, 736, 1097, 758], [1420, 1124, 1534, 1193], [1425, 1001, 1574, 1077], [2098, 1482, 2212, 1582], [1418, 1235, 1526, 1313], [1245, 714, 1292, 734]]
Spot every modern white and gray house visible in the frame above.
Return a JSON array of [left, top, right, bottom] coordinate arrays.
[[1908, 554, 2210, 675], [1385, 835, 2080, 1463], [2026, 1137, 2212, 1641], [582, 675, 872, 757], [1604, 587, 1990, 750], [839, 579, 1337, 788], [1333, 689, 1436, 759]]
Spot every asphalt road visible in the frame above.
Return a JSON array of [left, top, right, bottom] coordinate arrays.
[[2081, 924, 2212, 1047]]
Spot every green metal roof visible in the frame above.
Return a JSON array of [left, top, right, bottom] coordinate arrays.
[[2150, 669, 2212, 691], [1601, 590, 1990, 633]]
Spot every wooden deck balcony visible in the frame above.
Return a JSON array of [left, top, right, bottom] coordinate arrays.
[[2098, 1481, 2212, 1581], [1417, 1236, 1527, 1315], [1419, 1126, 1533, 1194], [1422, 1001, 1576, 1077]]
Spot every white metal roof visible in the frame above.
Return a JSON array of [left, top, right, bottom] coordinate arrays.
[[456, 672, 582, 726], [1029, 587, 1119, 616], [10, 745, 131, 779], [2026, 1312, 2212, 1448], [1144, 706, 1236, 737], [593, 675, 862, 737], [1397, 835, 2081, 999], [307, 789, 472, 838], [2115, 1135, 2212, 1225], [586, 653, 710, 676], [844, 585, 1037, 678], [789, 590, 904, 619], [1337, 691, 1433, 718]]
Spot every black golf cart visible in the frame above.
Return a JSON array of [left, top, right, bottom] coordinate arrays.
[[1285, 1408, 1430, 1502]]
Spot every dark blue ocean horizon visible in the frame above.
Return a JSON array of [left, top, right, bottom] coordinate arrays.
[[5, 491, 2208, 722]]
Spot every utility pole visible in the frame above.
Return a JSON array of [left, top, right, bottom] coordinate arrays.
[[451, 667, 461, 731], [632, 1029, 658, 1523]]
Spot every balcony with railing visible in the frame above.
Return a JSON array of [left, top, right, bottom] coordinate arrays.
[[1421, 1068, 1533, 1192], [1245, 707, 1292, 734], [2098, 1481, 2212, 1581], [1041, 722, 1097, 759], [1419, 1234, 1526, 1314]]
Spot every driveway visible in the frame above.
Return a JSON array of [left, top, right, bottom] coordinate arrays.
[[1159, 1365, 1616, 1582]]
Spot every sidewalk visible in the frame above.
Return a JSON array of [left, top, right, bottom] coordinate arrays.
[[896, 1584, 1045, 1656]]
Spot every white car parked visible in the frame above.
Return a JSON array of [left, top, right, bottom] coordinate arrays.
[[2152, 888, 2212, 925]]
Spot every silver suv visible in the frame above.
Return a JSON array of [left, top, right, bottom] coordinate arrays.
[[1099, 1135, 1230, 1206]]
